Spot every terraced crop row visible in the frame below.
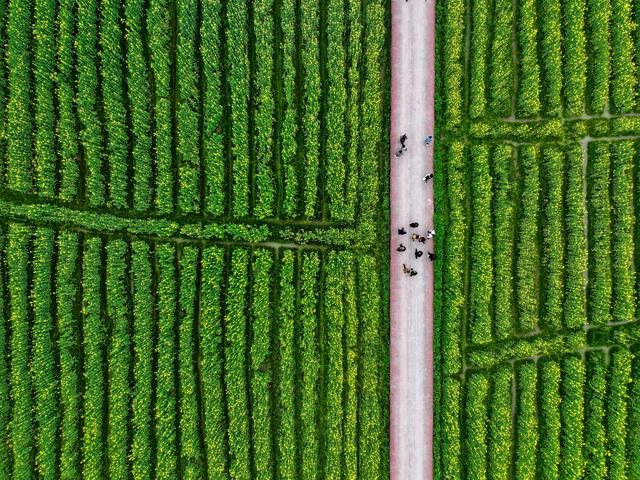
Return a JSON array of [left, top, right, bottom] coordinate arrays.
[[437, 0, 640, 474], [436, 139, 639, 478], [0, 0, 386, 225], [0, 1, 391, 479], [441, 0, 640, 125], [440, 350, 640, 479], [0, 223, 388, 479], [438, 139, 639, 357]]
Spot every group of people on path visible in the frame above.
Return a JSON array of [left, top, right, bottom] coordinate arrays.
[[397, 222, 437, 278], [394, 133, 433, 159], [394, 133, 436, 278]]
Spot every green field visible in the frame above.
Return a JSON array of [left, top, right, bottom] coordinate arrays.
[[0, 0, 390, 478], [435, 0, 640, 476]]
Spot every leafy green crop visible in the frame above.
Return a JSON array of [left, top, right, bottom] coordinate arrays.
[[0, 1, 391, 478]]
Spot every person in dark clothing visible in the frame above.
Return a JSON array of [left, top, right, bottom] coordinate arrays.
[[410, 222, 419, 228], [397, 244, 406, 252], [409, 268, 418, 277], [400, 133, 407, 146], [415, 249, 423, 259], [423, 173, 434, 182], [428, 252, 437, 261], [398, 227, 407, 235], [418, 236, 426, 243]]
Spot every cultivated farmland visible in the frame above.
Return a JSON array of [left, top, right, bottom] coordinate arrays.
[[435, 0, 640, 476], [0, 0, 390, 478]]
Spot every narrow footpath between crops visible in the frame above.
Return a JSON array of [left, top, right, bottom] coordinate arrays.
[[389, 0, 435, 479]]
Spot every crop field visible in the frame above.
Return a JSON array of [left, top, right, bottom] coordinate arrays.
[[435, 0, 640, 477], [0, 0, 390, 478]]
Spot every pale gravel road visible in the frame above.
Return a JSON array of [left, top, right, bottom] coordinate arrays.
[[389, 0, 435, 479]]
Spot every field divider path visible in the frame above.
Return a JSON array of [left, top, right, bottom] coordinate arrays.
[[390, 0, 435, 479]]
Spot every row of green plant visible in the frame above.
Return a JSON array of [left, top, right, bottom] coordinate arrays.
[[542, 147, 565, 331], [356, 254, 384, 478], [610, 0, 636, 112], [148, 0, 174, 214], [56, 232, 81, 480], [539, 360, 561, 479], [31, 228, 56, 479], [357, 0, 386, 238], [228, 1, 251, 218], [610, 141, 636, 324], [56, 0, 80, 201], [465, 331, 586, 370], [224, 248, 251, 478], [253, 0, 275, 219], [100, 0, 128, 210], [491, 145, 514, 340], [6, 0, 32, 194], [176, 0, 202, 214], [585, 351, 607, 479], [516, 145, 540, 333], [442, 0, 465, 132], [488, 365, 512, 480], [517, 0, 541, 116], [130, 241, 154, 479], [560, 355, 585, 479], [33, 0, 56, 198], [441, 142, 465, 375], [325, 0, 347, 221], [563, 145, 588, 330], [468, 145, 492, 344], [489, 0, 513, 116], [469, 0, 489, 119], [200, 246, 227, 479], [106, 240, 131, 478], [563, 0, 587, 117], [607, 348, 632, 479], [343, 252, 359, 478], [77, 0, 104, 207], [125, 0, 154, 212], [282, 0, 300, 219], [324, 252, 345, 479], [300, 252, 321, 477], [344, 1, 362, 223], [178, 247, 205, 477], [539, 0, 563, 116], [277, 250, 296, 478], [588, 142, 612, 325], [81, 236, 105, 479], [201, 0, 225, 217], [251, 249, 274, 479], [586, 0, 610, 114], [464, 373, 489, 478]]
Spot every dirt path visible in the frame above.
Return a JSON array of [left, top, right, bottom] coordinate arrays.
[[389, 0, 435, 478]]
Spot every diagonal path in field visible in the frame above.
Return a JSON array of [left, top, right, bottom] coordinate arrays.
[[389, 0, 435, 478]]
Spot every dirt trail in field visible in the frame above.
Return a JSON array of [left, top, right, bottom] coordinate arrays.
[[389, 0, 435, 479]]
